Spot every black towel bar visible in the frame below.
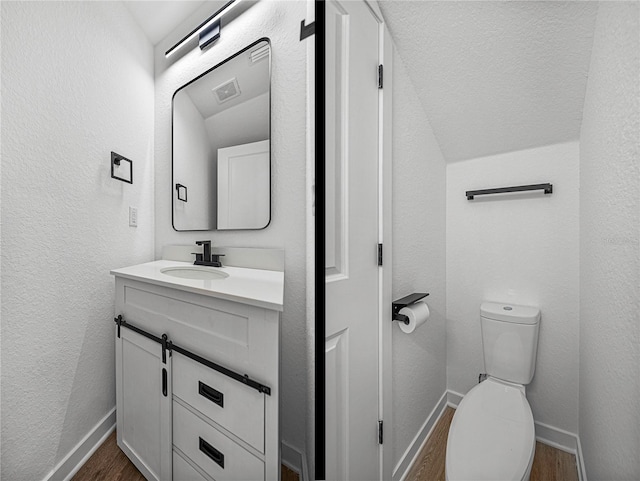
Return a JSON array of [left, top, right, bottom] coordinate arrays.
[[466, 183, 552, 200]]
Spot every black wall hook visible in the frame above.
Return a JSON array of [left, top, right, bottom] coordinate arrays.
[[300, 19, 315, 41]]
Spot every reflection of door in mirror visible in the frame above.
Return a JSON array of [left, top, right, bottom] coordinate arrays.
[[172, 39, 271, 231], [217, 140, 270, 229]]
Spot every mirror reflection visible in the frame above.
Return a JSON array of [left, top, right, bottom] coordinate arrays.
[[172, 39, 271, 231]]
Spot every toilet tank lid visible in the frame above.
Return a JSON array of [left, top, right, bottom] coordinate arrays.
[[481, 302, 540, 325]]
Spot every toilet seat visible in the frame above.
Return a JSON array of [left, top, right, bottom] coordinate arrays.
[[446, 377, 536, 481]]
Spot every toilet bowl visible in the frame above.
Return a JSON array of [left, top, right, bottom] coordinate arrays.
[[445, 302, 541, 481], [445, 377, 536, 481]]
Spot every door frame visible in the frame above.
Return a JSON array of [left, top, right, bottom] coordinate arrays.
[[316, 2, 393, 478], [363, 2, 393, 479], [373, 4, 394, 480], [380, 16, 394, 481]]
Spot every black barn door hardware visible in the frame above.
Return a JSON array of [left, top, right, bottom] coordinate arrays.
[[466, 183, 553, 200], [115, 315, 162, 343], [161, 334, 169, 364], [113, 315, 271, 395], [169, 342, 271, 395], [392, 293, 429, 324]]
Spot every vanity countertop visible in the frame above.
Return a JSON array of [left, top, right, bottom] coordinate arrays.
[[111, 260, 283, 311]]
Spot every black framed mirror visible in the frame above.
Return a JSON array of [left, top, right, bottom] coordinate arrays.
[[172, 38, 271, 231]]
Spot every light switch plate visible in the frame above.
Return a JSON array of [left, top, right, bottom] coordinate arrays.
[[129, 207, 138, 227]]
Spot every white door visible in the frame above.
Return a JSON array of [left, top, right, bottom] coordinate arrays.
[[325, 1, 381, 479], [217, 139, 270, 229]]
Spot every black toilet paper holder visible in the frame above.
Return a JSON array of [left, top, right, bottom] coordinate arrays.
[[392, 292, 429, 325]]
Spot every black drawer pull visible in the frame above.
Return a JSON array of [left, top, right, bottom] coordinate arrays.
[[199, 381, 224, 408], [199, 437, 224, 469], [162, 368, 167, 397]]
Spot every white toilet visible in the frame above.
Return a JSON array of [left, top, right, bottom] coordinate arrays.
[[446, 302, 541, 481]]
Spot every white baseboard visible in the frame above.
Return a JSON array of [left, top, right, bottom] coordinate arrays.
[[281, 440, 309, 481], [393, 391, 449, 481], [534, 420, 577, 453], [576, 435, 587, 481], [446, 389, 464, 408], [535, 421, 586, 481], [43, 407, 116, 481]]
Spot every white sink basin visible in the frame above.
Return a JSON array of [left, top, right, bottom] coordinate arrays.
[[160, 266, 229, 281]]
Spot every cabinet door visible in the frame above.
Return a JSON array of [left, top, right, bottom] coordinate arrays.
[[115, 326, 172, 481]]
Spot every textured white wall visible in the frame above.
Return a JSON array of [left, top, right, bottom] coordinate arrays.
[[153, 0, 309, 459], [446, 142, 580, 434], [579, 2, 640, 479], [0, 2, 154, 480], [391, 48, 447, 469]]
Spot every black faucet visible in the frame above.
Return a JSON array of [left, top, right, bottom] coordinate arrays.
[[193, 240, 225, 267]]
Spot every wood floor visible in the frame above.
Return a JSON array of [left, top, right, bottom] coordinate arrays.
[[72, 431, 300, 481], [72, 432, 145, 481], [405, 406, 579, 481], [73, 411, 576, 481]]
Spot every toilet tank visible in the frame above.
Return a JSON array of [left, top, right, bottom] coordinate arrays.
[[480, 302, 541, 385]]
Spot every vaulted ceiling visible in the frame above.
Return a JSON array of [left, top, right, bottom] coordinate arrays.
[[378, 1, 599, 162], [123, 1, 599, 163], [123, 1, 209, 45]]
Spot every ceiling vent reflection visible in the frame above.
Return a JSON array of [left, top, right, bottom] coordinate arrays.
[[213, 78, 241, 104]]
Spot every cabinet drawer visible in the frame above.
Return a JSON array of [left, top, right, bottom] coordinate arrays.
[[173, 400, 265, 481], [172, 352, 265, 452], [173, 450, 209, 481]]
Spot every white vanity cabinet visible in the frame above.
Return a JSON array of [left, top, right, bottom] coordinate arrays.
[[112, 261, 282, 481]]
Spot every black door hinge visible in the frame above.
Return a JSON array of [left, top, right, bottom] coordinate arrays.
[[378, 420, 384, 444], [378, 65, 383, 89], [378, 243, 383, 266]]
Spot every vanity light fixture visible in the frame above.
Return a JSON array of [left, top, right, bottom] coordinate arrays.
[[165, 0, 241, 58]]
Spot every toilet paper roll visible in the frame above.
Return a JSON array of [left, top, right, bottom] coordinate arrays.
[[398, 301, 430, 334]]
